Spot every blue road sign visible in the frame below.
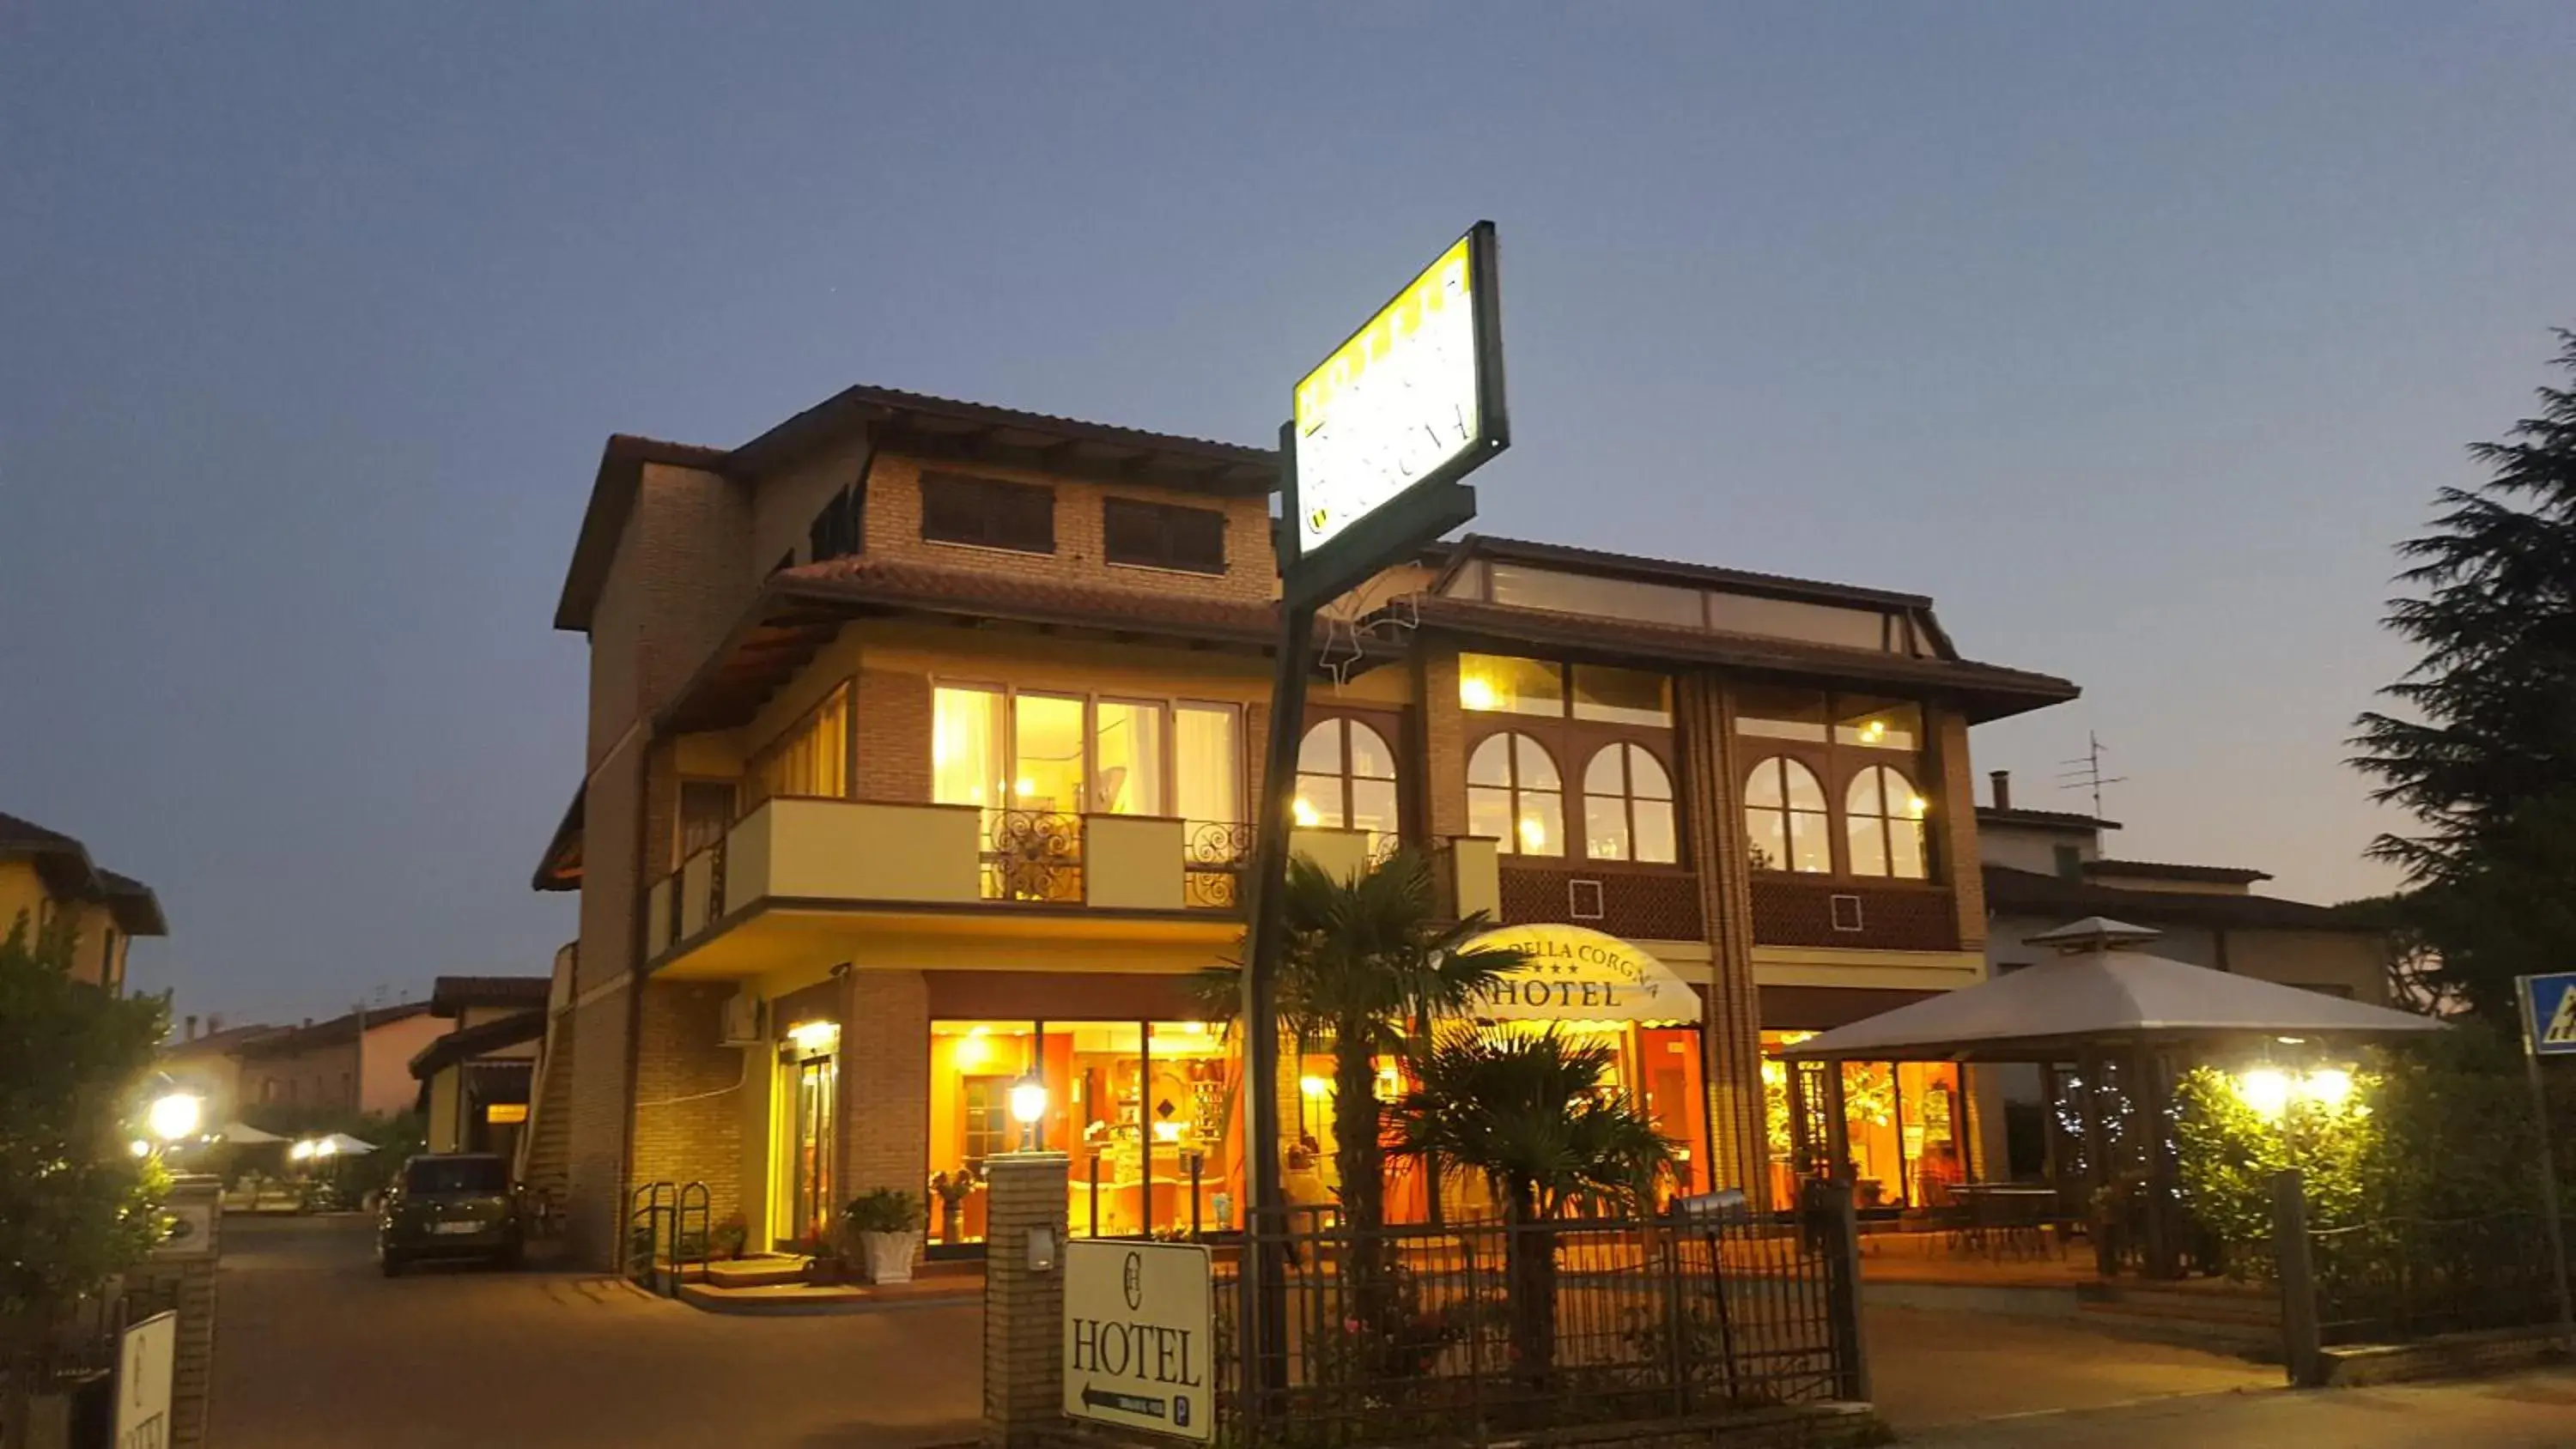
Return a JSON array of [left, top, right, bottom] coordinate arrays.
[[2523, 973, 2576, 1057]]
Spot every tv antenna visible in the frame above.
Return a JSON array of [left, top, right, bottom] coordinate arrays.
[[2057, 731, 2128, 819]]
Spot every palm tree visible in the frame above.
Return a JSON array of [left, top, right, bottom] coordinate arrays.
[[1200, 846, 1526, 1235], [1387, 1028, 1679, 1384]]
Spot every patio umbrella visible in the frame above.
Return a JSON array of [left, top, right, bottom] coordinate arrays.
[[309, 1131, 377, 1156], [1778, 918, 2445, 1063], [215, 1120, 285, 1144]]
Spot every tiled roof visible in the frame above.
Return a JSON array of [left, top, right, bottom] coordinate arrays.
[[2085, 859, 2271, 885], [0, 811, 167, 934], [1983, 865, 2360, 933], [1429, 535, 1936, 610], [777, 555, 1278, 640], [1978, 806, 2123, 832], [236, 1000, 436, 1058], [410, 1009, 546, 1079], [429, 976, 553, 1017]]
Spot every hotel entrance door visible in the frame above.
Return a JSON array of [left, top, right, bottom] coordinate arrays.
[[783, 1050, 837, 1246]]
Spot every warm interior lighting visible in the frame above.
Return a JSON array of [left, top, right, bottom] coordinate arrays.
[[1298, 1075, 1331, 1099], [1008, 1076, 1048, 1125], [1014, 777, 1036, 798], [130, 1139, 151, 1158], [147, 1091, 204, 1143], [1292, 797, 1321, 828], [1459, 674, 1498, 712], [289, 1139, 316, 1161], [1517, 815, 1547, 851], [954, 1032, 990, 1069], [786, 1020, 841, 1054], [2302, 1068, 2354, 1110], [1906, 795, 1928, 818], [2235, 1068, 2293, 1119], [1152, 1121, 1185, 1143], [1375, 1064, 1402, 1100]]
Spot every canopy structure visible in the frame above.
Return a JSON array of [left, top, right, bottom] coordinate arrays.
[[309, 1131, 377, 1156], [1780, 917, 2442, 1063], [215, 1120, 285, 1144], [1771, 919, 2441, 1281]]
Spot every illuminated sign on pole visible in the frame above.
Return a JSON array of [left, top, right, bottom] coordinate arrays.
[[1279, 221, 1507, 609]]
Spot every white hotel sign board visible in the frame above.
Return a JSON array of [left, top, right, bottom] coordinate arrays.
[[1282, 221, 1507, 609], [1063, 1239, 1215, 1441], [114, 1310, 176, 1449]]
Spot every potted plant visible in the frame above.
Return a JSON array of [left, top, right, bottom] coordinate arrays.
[[711, 1213, 749, 1261], [845, 1188, 926, 1284], [799, 1231, 849, 1285], [930, 1168, 978, 1244]]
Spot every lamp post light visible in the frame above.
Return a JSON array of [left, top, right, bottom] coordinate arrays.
[[1008, 1075, 1048, 1153], [146, 1090, 204, 1144]]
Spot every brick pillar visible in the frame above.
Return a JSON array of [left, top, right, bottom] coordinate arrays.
[[841, 970, 930, 1204], [982, 1152, 1071, 1449], [1679, 674, 1770, 1206], [126, 1176, 222, 1448], [1931, 708, 1986, 951]]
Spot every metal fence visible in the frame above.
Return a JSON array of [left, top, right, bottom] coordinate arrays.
[[2309, 1209, 2571, 1346], [1206, 1205, 1860, 1446]]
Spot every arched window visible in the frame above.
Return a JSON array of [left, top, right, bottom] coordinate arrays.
[[1846, 765, 1928, 878], [1294, 718, 1400, 844], [1467, 732, 1564, 856], [1582, 743, 1677, 864], [1744, 757, 1829, 873]]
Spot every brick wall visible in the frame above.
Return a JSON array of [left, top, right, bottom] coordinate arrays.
[[562, 984, 632, 1269], [1932, 707, 1986, 950], [866, 454, 1276, 604], [1419, 646, 1467, 839], [981, 1152, 1071, 1449], [1680, 674, 1770, 1204], [841, 970, 930, 1201], [629, 979, 746, 1224], [857, 669, 933, 802]]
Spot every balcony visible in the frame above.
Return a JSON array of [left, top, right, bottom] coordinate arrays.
[[641, 799, 1424, 979]]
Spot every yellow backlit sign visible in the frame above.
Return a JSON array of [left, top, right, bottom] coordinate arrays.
[[1284, 222, 1505, 602], [485, 1102, 529, 1125]]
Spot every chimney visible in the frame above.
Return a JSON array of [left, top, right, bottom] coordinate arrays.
[[185, 1015, 199, 1042], [1990, 770, 2013, 811], [301, 1016, 313, 1029], [207, 1013, 224, 1035]]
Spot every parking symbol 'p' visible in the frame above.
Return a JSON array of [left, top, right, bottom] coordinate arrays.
[[1175, 1397, 1191, 1428]]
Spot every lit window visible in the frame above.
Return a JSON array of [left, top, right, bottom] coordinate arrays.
[[1583, 743, 1677, 864], [1458, 653, 1564, 717], [1845, 765, 1928, 878], [1295, 718, 1400, 846], [1744, 757, 1829, 873], [1834, 699, 1921, 751], [1571, 665, 1672, 726], [1468, 732, 1564, 857], [746, 683, 851, 809]]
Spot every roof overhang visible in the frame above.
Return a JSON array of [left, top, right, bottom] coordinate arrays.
[[532, 785, 583, 893], [1371, 596, 2079, 723], [554, 435, 734, 633]]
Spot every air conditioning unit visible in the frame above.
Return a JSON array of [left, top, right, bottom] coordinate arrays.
[[718, 993, 763, 1048]]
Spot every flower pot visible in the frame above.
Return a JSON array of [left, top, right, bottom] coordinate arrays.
[[939, 1202, 963, 1245], [860, 1229, 922, 1284]]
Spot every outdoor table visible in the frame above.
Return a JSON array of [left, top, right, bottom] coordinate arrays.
[[1950, 1184, 2059, 1261]]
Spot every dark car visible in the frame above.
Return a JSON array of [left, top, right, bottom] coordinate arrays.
[[379, 1154, 522, 1276]]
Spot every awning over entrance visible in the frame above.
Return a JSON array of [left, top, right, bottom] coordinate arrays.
[[1454, 924, 1703, 1025]]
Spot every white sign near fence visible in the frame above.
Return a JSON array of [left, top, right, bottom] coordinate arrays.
[[1063, 1239, 1214, 1442], [114, 1310, 176, 1449]]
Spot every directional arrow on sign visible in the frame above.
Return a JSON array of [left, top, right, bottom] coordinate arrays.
[[1081, 1383, 1168, 1420]]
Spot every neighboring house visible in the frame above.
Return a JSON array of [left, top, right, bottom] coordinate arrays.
[[236, 1001, 449, 1119], [526, 388, 2080, 1266], [0, 809, 167, 992], [411, 975, 550, 1160], [1976, 770, 2391, 1003], [158, 1016, 283, 1127]]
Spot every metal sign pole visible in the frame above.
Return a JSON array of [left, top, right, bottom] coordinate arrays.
[[2518, 976, 2576, 1350], [1236, 425, 1310, 1421]]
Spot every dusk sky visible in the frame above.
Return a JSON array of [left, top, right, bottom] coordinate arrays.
[[4, 5, 2570, 1024]]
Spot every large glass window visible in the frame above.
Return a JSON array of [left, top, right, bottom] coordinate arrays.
[[1834, 698, 1922, 751], [745, 682, 850, 809], [1294, 718, 1399, 844], [1845, 764, 1929, 879], [1468, 732, 1564, 857], [1175, 704, 1242, 826], [1583, 743, 1677, 864], [1488, 563, 1705, 628], [1744, 756, 1830, 873], [1571, 664, 1673, 726], [1094, 700, 1165, 815], [933, 686, 1005, 808], [1457, 653, 1564, 717], [1733, 685, 1828, 743], [1012, 694, 1085, 813]]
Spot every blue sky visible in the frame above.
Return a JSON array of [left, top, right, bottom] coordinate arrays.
[[3, 4, 2570, 1022]]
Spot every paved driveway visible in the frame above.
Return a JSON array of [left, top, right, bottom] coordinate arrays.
[[211, 1216, 981, 1449], [1865, 1303, 2272, 1431]]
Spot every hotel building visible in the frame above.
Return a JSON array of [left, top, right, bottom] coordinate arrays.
[[526, 387, 2078, 1264]]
